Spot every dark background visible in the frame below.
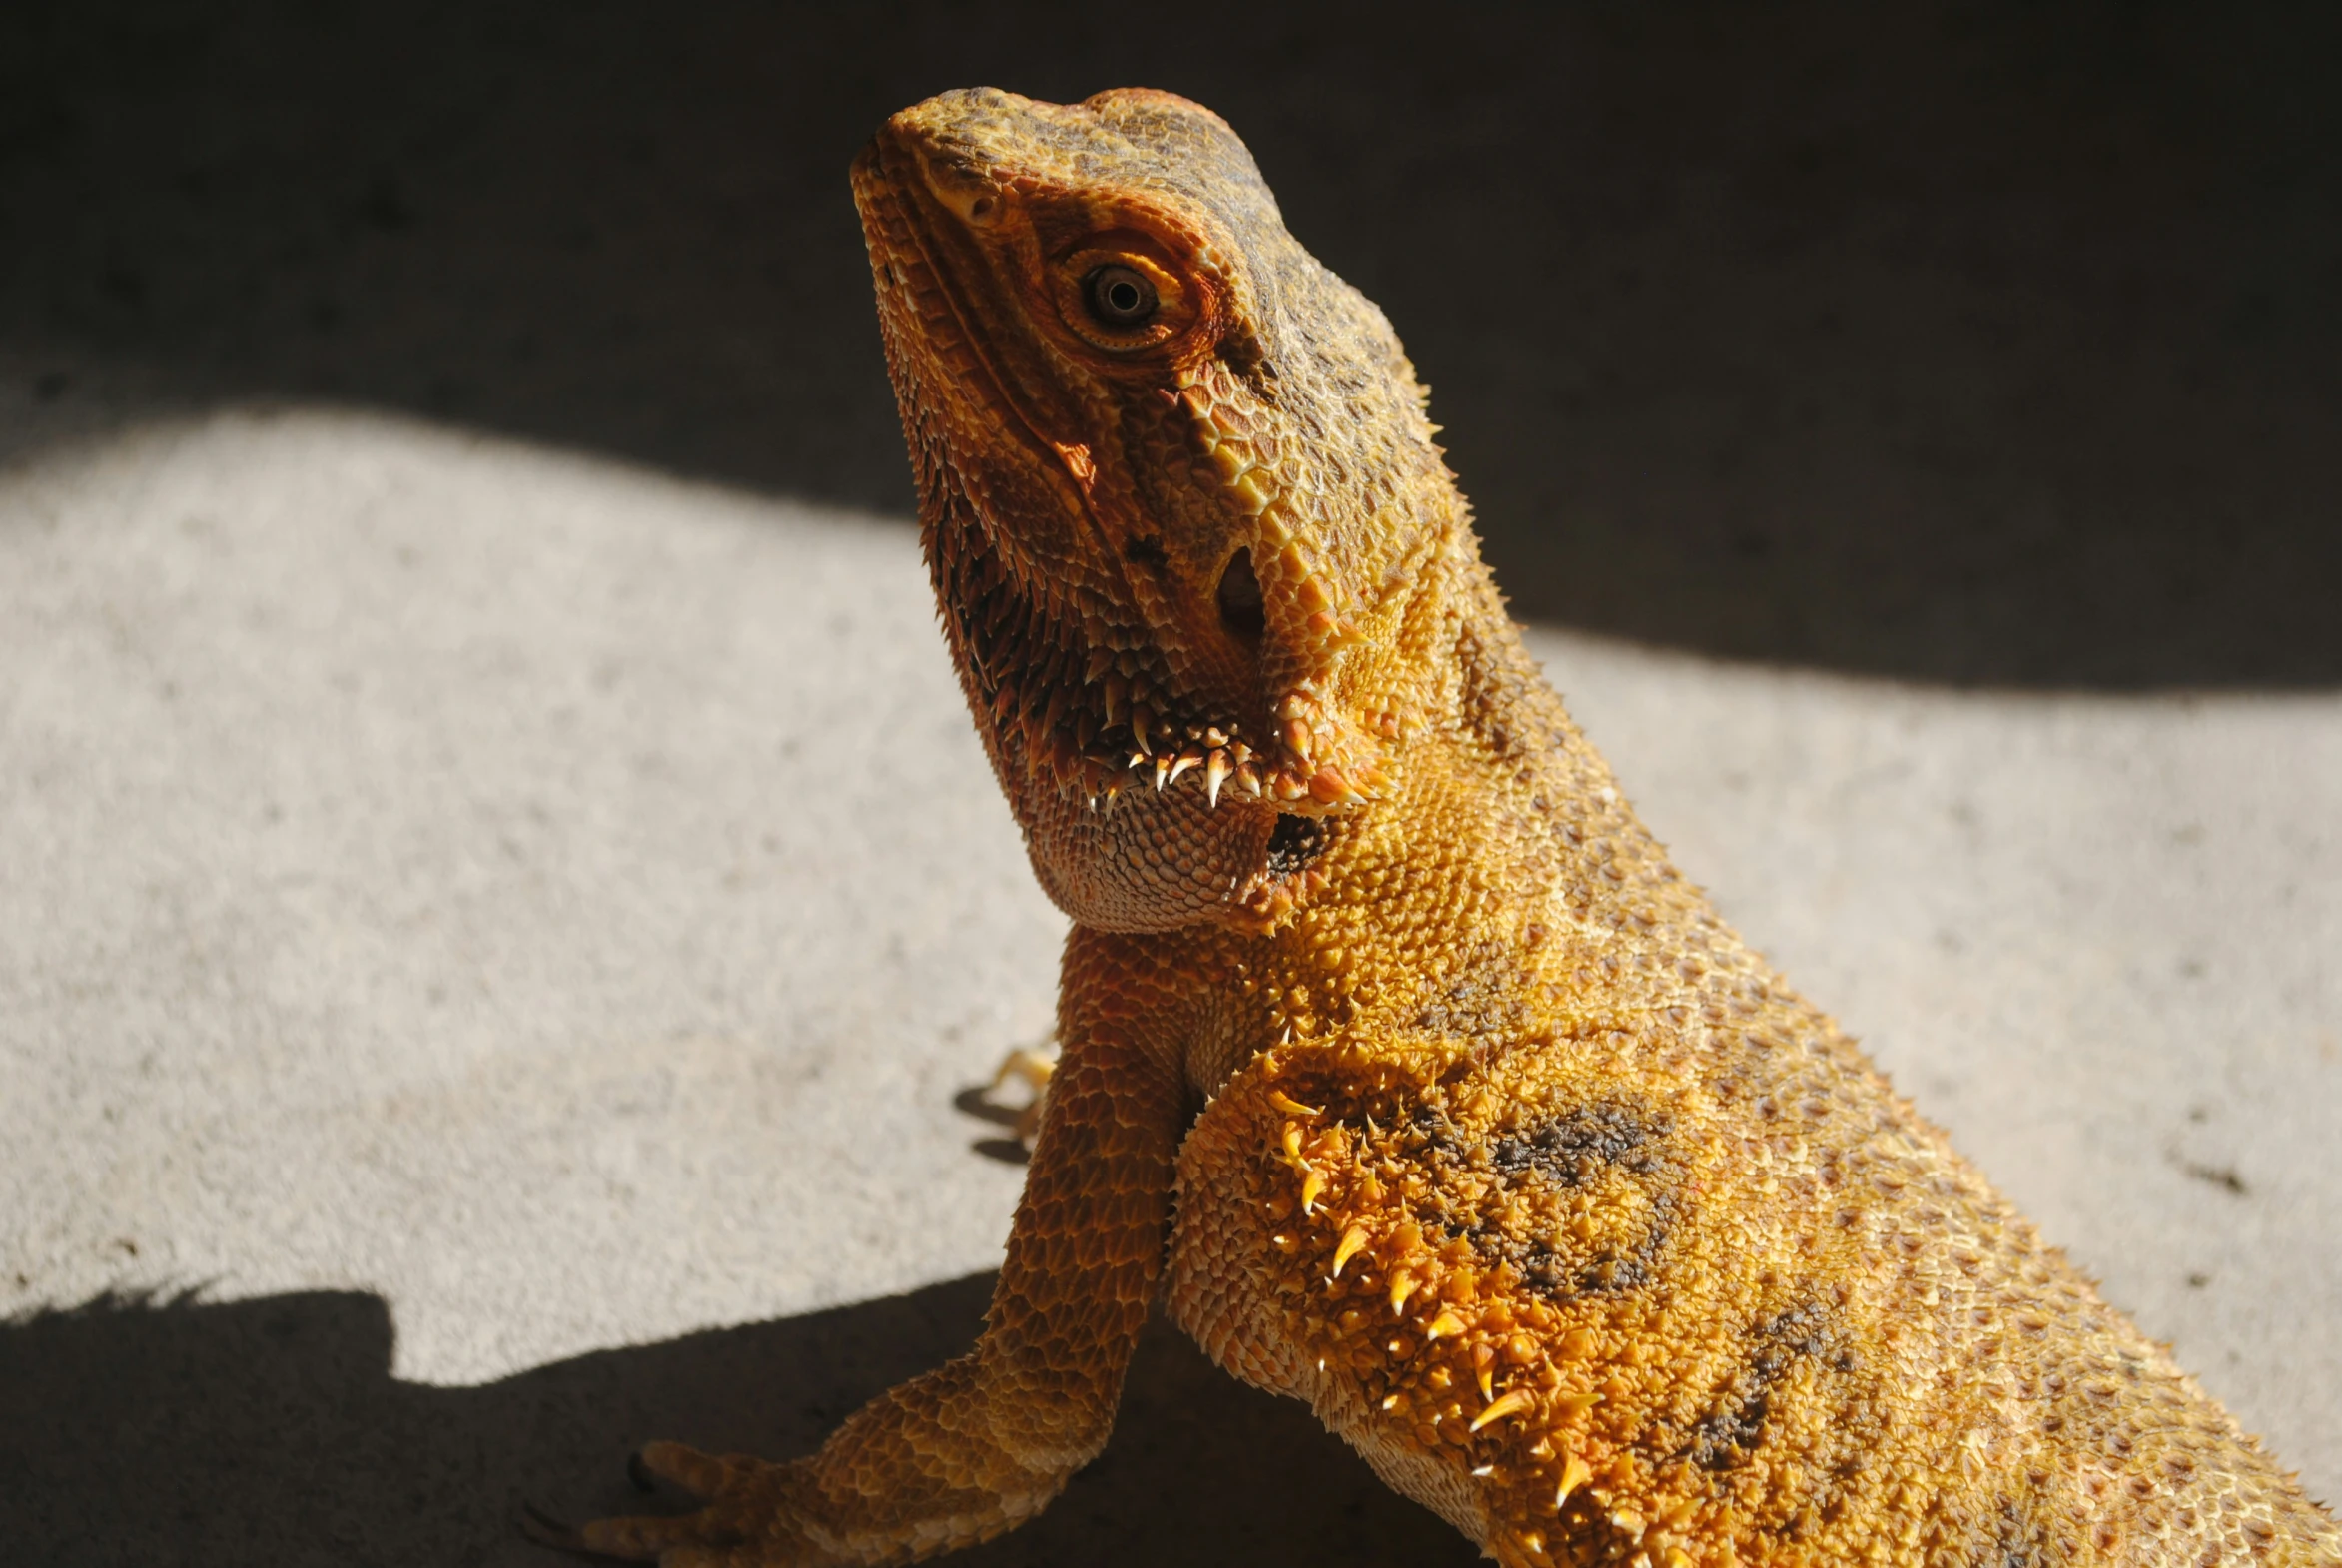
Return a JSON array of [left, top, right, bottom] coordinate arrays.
[[3, 0, 2336, 686], [3, 4, 2338, 1563]]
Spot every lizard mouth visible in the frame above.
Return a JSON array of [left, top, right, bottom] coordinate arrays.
[[853, 137, 1401, 818]]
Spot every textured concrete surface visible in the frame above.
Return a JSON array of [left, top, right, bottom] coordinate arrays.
[[3, 405, 2334, 1564]]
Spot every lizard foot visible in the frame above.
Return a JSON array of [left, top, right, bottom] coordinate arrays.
[[987, 1040, 1058, 1148], [530, 1441, 825, 1567]]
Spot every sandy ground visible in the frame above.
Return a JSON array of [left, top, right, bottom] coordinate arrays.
[[3, 402, 2334, 1565]]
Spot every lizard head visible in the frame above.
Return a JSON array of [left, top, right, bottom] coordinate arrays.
[[853, 87, 1465, 931]]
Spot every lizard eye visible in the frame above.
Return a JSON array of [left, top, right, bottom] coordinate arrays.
[[1084, 265, 1158, 327], [1054, 241, 1188, 352]]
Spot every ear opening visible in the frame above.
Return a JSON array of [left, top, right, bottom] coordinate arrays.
[[1216, 547, 1267, 639]]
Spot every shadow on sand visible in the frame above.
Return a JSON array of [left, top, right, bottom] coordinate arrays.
[[0, 1276, 1476, 1567]]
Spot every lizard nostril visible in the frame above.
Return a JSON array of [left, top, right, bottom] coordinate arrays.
[[1216, 548, 1266, 639]]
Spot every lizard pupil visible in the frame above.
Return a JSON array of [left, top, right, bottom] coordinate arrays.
[[1085, 265, 1157, 327]]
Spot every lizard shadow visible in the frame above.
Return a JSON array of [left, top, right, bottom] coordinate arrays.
[[0, 1277, 1477, 1568]]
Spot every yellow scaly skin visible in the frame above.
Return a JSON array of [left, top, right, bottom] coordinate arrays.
[[549, 88, 2342, 1567]]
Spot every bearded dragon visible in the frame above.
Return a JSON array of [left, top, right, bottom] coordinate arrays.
[[534, 88, 2341, 1567]]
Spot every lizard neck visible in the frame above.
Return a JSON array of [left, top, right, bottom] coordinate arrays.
[[1163, 538, 1733, 1094]]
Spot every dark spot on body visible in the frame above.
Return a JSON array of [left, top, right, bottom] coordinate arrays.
[[1492, 1103, 1666, 1185], [1405, 944, 1537, 1042], [1124, 533, 1169, 569], [1416, 978, 1490, 1036], [1454, 1102, 1679, 1298], [1685, 1302, 1837, 1470]]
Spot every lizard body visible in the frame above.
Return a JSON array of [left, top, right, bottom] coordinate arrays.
[[553, 88, 2340, 1567]]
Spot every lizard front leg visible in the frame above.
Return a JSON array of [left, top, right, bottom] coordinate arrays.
[[553, 1001, 1186, 1566]]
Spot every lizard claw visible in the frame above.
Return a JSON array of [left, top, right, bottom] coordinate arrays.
[[627, 1438, 746, 1500], [989, 1043, 1059, 1149], [517, 1500, 593, 1555], [533, 1442, 822, 1565]]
